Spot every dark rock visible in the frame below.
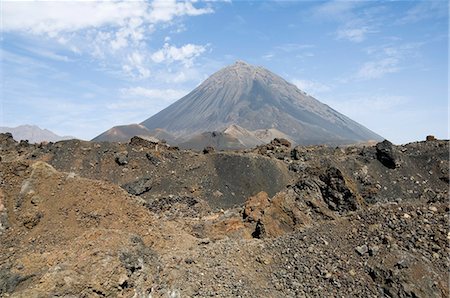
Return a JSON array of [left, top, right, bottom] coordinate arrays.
[[0, 267, 29, 294], [114, 152, 128, 166], [129, 136, 158, 147], [291, 147, 303, 161], [288, 162, 308, 173], [0, 132, 14, 141], [121, 177, 153, 196], [251, 220, 265, 239], [119, 239, 159, 277], [376, 140, 401, 169], [319, 167, 362, 213], [271, 138, 291, 148], [426, 135, 436, 141], [145, 196, 199, 214], [203, 146, 215, 154], [146, 153, 161, 166]]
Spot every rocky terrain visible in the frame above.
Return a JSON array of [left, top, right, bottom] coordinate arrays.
[[0, 132, 448, 297]]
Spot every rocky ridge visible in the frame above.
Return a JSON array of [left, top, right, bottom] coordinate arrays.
[[0, 132, 448, 297], [96, 61, 383, 146]]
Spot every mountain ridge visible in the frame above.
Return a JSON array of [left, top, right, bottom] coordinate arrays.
[[140, 61, 382, 145], [95, 61, 383, 147], [0, 125, 74, 143]]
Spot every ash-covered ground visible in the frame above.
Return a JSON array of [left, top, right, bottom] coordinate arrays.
[[0, 133, 448, 297]]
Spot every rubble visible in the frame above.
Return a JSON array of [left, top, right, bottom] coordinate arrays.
[[0, 134, 448, 297]]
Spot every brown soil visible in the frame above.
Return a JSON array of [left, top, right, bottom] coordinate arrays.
[[0, 133, 448, 297]]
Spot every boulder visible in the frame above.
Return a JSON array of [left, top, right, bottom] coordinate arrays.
[[121, 177, 153, 196], [376, 140, 401, 169], [114, 152, 128, 166]]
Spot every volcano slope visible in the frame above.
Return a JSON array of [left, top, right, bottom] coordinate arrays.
[[0, 133, 448, 297]]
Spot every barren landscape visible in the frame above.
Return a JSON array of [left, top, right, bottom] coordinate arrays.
[[0, 133, 448, 297], [1, 2, 448, 297]]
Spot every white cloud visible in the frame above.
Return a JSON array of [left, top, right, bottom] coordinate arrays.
[[120, 86, 187, 102], [356, 57, 399, 80], [312, 1, 378, 43], [313, 1, 360, 20], [2, 0, 213, 35], [292, 79, 331, 96], [398, 1, 448, 24], [2, 0, 214, 80], [149, 0, 213, 23], [324, 95, 408, 114], [2, 1, 149, 35], [262, 53, 274, 60], [336, 27, 371, 43], [105, 87, 188, 110], [122, 52, 151, 79], [354, 42, 422, 80], [23, 47, 71, 62], [151, 43, 208, 66]]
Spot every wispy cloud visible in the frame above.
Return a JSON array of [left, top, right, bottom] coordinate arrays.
[[312, 1, 379, 43], [336, 27, 373, 43], [119, 87, 188, 103], [262, 43, 315, 60], [291, 79, 331, 96], [324, 95, 409, 114], [275, 43, 314, 52], [312, 1, 361, 20], [149, 0, 214, 23], [151, 42, 208, 66], [354, 42, 422, 80], [397, 1, 448, 24], [122, 52, 151, 79], [356, 57, 399, 80], [23, 47, 72, 62]]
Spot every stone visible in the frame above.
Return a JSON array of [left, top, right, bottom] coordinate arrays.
[[114, 152, 128, 166], [291, 147, 303, 161], [121, 177, 153, 196], [428, 206, 438, 212], [355, 244, 368, 256], [146, 153, 161, 166], [376, 140, 401, 169], [319, 167, 362, 213], [369, 245, 380, 256], [203, 146, 215, 154], [271, 138, 291, 148]]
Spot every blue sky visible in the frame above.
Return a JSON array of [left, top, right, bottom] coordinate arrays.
[[1, 0, 448, 144]]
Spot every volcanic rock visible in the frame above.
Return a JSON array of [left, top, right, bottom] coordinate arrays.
[[97, 61, 383, 148]]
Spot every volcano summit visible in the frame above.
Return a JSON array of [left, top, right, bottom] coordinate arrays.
[[95, 61, 382, 146]]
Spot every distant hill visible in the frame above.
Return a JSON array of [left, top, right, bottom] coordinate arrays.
[[95, 61, 383, 148], [91, 124, 159, 143], [179, 125, 294, 150], [0, 125, 74, 143]]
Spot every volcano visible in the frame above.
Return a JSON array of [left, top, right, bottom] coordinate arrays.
[[96, 61, 383, 146]]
